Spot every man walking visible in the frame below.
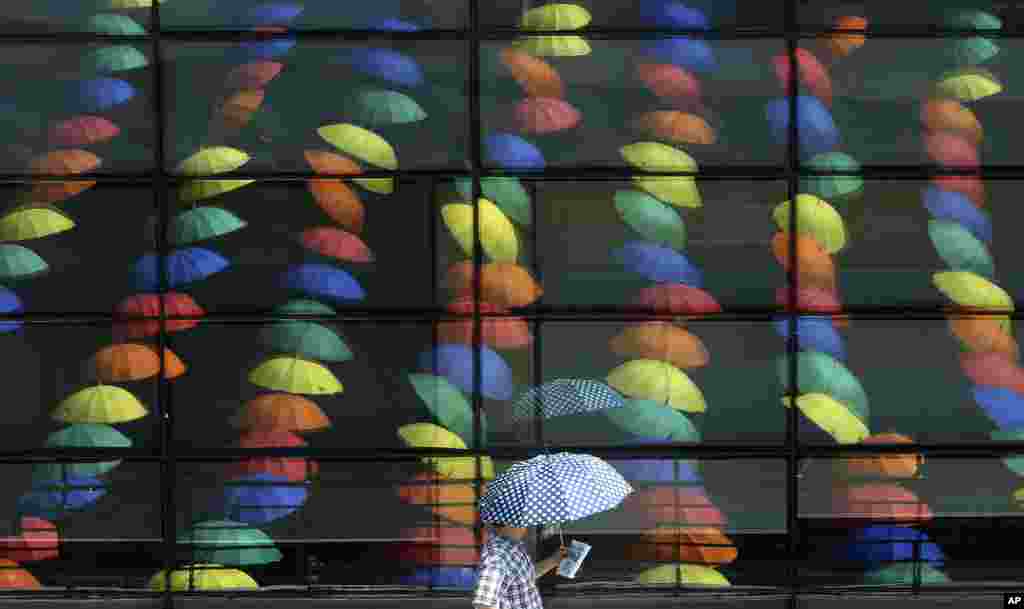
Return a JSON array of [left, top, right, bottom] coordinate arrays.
[[472, 523, 569, 609]]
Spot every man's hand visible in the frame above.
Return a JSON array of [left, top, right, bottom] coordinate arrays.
[[534, 545, 569, 580]]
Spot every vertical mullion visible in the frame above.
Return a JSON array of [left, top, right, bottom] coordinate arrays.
[[785, 0, 800, 604], [531, 178, 543, 563], [470, 0, 484, 556]]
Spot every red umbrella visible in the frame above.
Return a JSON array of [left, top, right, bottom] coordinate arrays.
[[513, 97, 581, 134], [25, 180, 97, 205], [961, 351, 1024, 394], [622, 486, 727, 527], [387, 525, 488, 566], [225, 61, 284, 90], [776, 286, 849, 328], [0, 518, 58, 563], [113, 292, 205, 339], [830, 483, 933, 525], [48, 116, 120, 147], [924, 131, 980, 169], [438, 297, 533, 350], [224, 431, 318, 482], [633, 284, 722, 314], [299, 226, 374, 263], [931, 175, 985, 207], [772, 48, 833, 107], [635, 63, 701, 105]]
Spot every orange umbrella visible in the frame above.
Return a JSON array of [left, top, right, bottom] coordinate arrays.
[[622, 487, 726, 527], [609, 321, 709, 369], [388, 525, 487, 566], [307, 180, 365, 234], [772, 48, 833, 107], [215, 88, 265, 132], [631, 111, 716, 145], [948, 316, 1019, 360], [396, 471, 486, 526], [0, 559, 40, 588], [446, 261, 543, 308], [830, 483, 933, 525], [635, 63, 701, 104], [0, 518, 58, 563], [225, 61, 284, 90], [771, 231, 837, 292], [834, 433, 922, 479], [499, 47, 564, 99], [631, 527, 737, 565], [90, 343, 187, 382], [961, 351, 1024, 394], [920, 98, 983, 144], [24, 180, 97, 205], [230, 393, 332, 433], [225, 430, 318, 482], [28, 150, 101, 174], [931, 175, 985, 208], [824, 16, 867, 59], [304, 149, 363, 175], [438, 298, 533, 350]]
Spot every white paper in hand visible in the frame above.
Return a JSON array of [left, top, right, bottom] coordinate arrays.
[[557, 540, 591, 579]]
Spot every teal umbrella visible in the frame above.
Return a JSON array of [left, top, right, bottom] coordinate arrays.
[[258, 321, 352, 362], [81, 45, 149, 73], [946, 9, 1002, 31], [614, 189, 686, 250], [83, 14, 147, 35], [0, 244, 47, 280], [800, 152, 864, 199], [342, 89, 427, 126], [863, 563, 950, 585], [947, 37, 999, 66], [178, 520, 282, 566], [408, 373, 487, 447], [778, 351, 869, 422], [454, 177, 532, 226], [928, 219, 994, 279], [991, 429, 1024, 475], [542, 397, 700, 444], [170, 207, 247, 246], [275, 299, 336, 316], [33, 423, 132, 480]]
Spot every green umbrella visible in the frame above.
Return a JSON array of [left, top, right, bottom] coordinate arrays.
[[613, 189, 686, 250], [274, 299, 336, 316], [778, 351, 870, 422], [991, 429, 1024, 475], [928, 219, 994, 279], [408, 373, 487, 447], [0, 244, 47, 280], [178, 520, 282, 566], [946, 9, 1002, 31], [170, 206, 247, 246], [863, 563, 950, 585], [947, 37, 999, 67], [81, 45, 149, 73], [342, 89, 427, 126], [800, 152, 864, 199], [83, 14, 147, 35], [33, 423, 132, 480], [454, 177, 532, 226], [258, 321, 352, 362], [542, 397, 701, 444]]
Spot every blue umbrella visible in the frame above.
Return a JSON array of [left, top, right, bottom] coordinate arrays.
[[242, 3, 304, 26], [612, 241, 703, 286], [511, 379, 625, 422], [396, 566, 478, 588], [223, 473, 308, 525], [608, 435, 700, 483], [0, 286, 23, 333], [832, 525, 945, 567], [638, 1, 709, 28], [639, 37, 716, 73], [331, 48, 425, 87], [279, 263, 367, 303], [772, 315, 847, 361], [766, 96, 839, 160], [230, 38, 296, 62], [369, 18, 424, 31], [17, 476, 107, 520], [131, 247, 230, 290], [479, 453, 633, 542], [416, 343, 514, 401], [921, 184, 992, 244], [972, 385, 1024, 429], [484, 133, 545, 169], [67, 78, 135, 113]]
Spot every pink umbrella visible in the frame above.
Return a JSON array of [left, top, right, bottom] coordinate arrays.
[[513, 97, 581, 134], [924, 131, 980, 169], [931, 174, 986, 208], [225, 61, 284, 90], [48, 116, 120, 147], [299, 226, 374, 263], [961, 351, 1024, 395], [635, 63, 701, 105], [0, 518, 58, 562], [775, 286, 849, 328], [772, 48, 832, 107], [633, 284, 722, 314]]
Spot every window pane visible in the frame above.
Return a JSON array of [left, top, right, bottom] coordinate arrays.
[[0, 5, 150, 34], [159, 0, 467, 31], [478, 0, 785, 30], [162, 41, 470, 174], [799, 3, 1008, 29]]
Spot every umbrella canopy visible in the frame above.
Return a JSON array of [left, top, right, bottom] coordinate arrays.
[[612, 241, 703, 286], [766, 95, 839, 160], [408, 373, 488, 447], [830, 483, 933, 525], [279, 263, 366, 303], [635, 63, 701, 103], [782, 393, 869, 444], [341, 89, 427, 126], [773, 194, 847, 255], [441, 198, 520, 263], [445, 261, 543, 308], [396, 471, 487, 526], [225, 61, 284, 90], [609, 322, 709, 370], [388, 525, 486, 566], [512, 35, 591, 57], [772, 48, 832, 106], [397, 423, 496, 479], [81, 44, 148, 73], [922, 184, 991, 244], [947, 37, 999, 66], [113, 292, 204, 339], [178, 179, 255, 204], [275, 299, 336, 316], [49, 115, 120, 147], [0, 518, 58, 563], [395, 566, 479, 588], [479, 452, 633, 526], [258, 320, 352, 362], [631, 111, 715, 145], [317, 123, 397, 169], [248, 355, 343, 395], [0, 559, 40, 589], [454, 177, 532, 227], [620, 142, 697, 173], [230, 393, 332, 433], [52, 385, 147, 424], [241, 2, 304, 26], [29, 150, 101, 175], [633, 173, 703, 206], [776, 286, 846, 324], [0, 207, 74, 243], [17, 477, 107, 520], [601, 399, 700, 442], [176, 146, 249, 176], [228, 38, 296, 62], [633, 284, 722, 314], [971, 384, 1024, 428], [800, 152, 863, 200], [305, 149, 393, 194], [520, 3, 592, 29], [148, 564, 259, 591], [484, 133, 545, 169], [65, 77, 135, 113], [638, 1, 709, 28], [178, 520, 282, 566], [780, 351, 869, 422], [437, 299, 533, 350], [639, 37, 716, 74], [89, 343, 187, 382], [932, 174, 986, 207], [511, 379, 625, 422], [608, 454, 701, 485], [830, 525, 944, 567], [621, 486, 725, 527], [934, 68, 1002, 102], [24, 179, 97, 205], [949, 316, 1018, 359], [946, 9, 1002, 30], [932, 270, 1013, 312], [920, 98, 983, 144], [131, 247, 230, 290], [499, 48, 564, 99], [225, 431, 318, 482], [635, 564, 729, 586], [513, 97, 581, 134], [222, 473, 308, 525], [0, 287, 21, 332], [833, 433, 921, 479], [924, 131, 980, 168], [929, 219, 994, 278], [991, 429, 1024, 474], [823, 16, 867, 59], [213, 89, 265, 133], [331, 48, 425, 87], [606, 359, 706, 412], [85, 14, 146, 35], [170, 207, 247, 246], [34, 422, 129, 480], [773, 315, 846, 361], [614, 190, 687, 250], [307, 180, 365, 234], [633, 527, 738, 565], [416, 343, 514, 400], [863, 563, 950, 585]]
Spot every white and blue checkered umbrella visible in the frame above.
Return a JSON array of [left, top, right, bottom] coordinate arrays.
[[511, 379, 625, 422], [479, 452, 633, 544]]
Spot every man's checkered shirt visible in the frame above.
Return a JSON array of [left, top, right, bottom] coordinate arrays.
[[472, 534, 544, 609]]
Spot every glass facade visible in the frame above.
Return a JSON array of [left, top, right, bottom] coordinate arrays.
[[0, 0, 1023, 605]]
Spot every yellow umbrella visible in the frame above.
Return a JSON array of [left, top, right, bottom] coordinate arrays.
[[513, 35, 592, 57], [148, 564, 258, 591], [606, 359, 706, 412], [634, 176, 702, 208], [316, 124, 397, 170], [441, 198, 519, 262], [520, 4, 592, 29], [176, 147, 250, 176], [636, 564, 731, 586], [781, 393, 869, 444], [353, 178, 394, 194], [178, 179, 255, 203], [248, 356, 344, 395], [935, 68, 1003, 102], [0, 207, 74, 242], [397, 423, 495, 479], [620, 142, 697, 173], [52, 385, 148, 424], [933, 271, 1014, 335], [772, 194, 847, 254]]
